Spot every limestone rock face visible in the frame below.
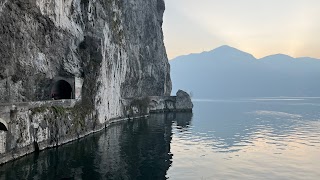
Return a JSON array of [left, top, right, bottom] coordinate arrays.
[[0, 0, 171, 122], [175, 90, 193, 111]]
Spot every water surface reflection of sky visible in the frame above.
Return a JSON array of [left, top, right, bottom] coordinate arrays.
[[167, 98, 320, 180]]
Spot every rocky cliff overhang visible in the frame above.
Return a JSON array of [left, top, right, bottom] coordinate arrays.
[[0, 0, 174, 165]]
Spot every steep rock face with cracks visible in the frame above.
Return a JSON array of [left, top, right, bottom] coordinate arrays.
[[0, 0, 171, 121], [0, 0, 171, 164]]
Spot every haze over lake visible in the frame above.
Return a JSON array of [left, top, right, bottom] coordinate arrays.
[[167, 46, 320, 179], [170, 45, 320, 99]]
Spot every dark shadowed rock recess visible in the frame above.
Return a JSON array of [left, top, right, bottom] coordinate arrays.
[[0, 0, 192, 165]]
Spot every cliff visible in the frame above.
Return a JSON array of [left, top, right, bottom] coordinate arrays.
[[0, 0, 172, 164], [0, 0, 171, 120]]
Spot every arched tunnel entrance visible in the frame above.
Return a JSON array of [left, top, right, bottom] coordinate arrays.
[[0, 118, 7, 154], [0, 118, 8, 131], [51, 80, 73, 100]]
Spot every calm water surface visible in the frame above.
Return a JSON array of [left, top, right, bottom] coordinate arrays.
[[1, 98, 320, 180]]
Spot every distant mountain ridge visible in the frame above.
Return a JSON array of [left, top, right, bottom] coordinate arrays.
[[173, 45, 319, 61], [170, 45, 320, 98]]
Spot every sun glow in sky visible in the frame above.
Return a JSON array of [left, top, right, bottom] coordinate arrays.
[[163, 0, 320, 59]]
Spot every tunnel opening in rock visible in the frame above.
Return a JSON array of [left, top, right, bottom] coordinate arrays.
[[0, 122, 7, 131], [51, 80, 73, 100]]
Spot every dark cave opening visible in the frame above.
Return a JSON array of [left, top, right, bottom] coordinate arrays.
[[51, 80, 73, 100], [0, 122, 7, 131]]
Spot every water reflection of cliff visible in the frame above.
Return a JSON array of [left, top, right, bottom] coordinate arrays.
[[0, 112, 192, 180]]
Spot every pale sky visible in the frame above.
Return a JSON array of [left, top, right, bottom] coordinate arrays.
[[163, 0, 320, 60]]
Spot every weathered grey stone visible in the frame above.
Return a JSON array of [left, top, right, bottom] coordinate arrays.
[[0, 99, 151, 164], [175, 90, 193, 111], [0, 0, 171, 110], [0, 0, 171, 121], [0, 0, 172, 164]]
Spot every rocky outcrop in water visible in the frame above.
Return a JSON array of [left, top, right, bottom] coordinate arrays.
[[175, 90, 193, 111]]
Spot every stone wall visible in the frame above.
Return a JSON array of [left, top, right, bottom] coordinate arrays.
[[148, 90, 193, 113], [0, 98, 149, 165], [0, 111, 193, 179], [0, 92, 193, 165]]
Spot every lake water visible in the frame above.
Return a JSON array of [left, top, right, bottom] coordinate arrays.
[[1, 98, 320, 180]]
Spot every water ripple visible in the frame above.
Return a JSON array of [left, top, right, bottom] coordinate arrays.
[[168, 101, 320, 179]]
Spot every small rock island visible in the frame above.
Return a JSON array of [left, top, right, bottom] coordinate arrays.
[[0, 0, 192, 164]]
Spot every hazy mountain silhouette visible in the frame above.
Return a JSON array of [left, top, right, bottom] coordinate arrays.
[[170, 45, 320, 98]]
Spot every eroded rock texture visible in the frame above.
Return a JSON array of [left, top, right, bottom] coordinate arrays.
[[175, 90, 193, 111], [0, 0, 171, 123]]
